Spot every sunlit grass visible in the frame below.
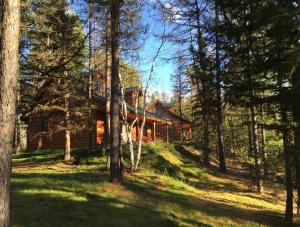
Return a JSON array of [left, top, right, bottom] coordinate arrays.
[[11, 143, 297, 227]]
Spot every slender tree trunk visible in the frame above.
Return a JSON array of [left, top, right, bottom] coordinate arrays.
[[203, 113, 210, 166], [292, 64, 300, 217], [295, 125, 300, 216], [250, 106, 263, 193], [178, 78, 184, 144], [128, 132, 135, 172], [134, 36, 164, 172], [15, 115, 21, 154], [109, 0, 122, 183], [248, 109, 254, 157], [260, 106, 267, 177], [104, 9, 111, 158], [120, 73, 138, 173], [195, 0, 210, 166], [135, 120, 145, 171], [15, 79, 21, 154], [215, 0, 226, 173], [87, 3, 93, 155], [0, 0, 20, 225], [280, 105, 293, 223], [64, 95, 71, 161]]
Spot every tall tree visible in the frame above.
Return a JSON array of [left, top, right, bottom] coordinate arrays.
[[214, 0, 226, 173], [109, 0, 122, 183], [171, 53, 190, 143], [21, 0, 86, 161], [0, 0, 20, 225]]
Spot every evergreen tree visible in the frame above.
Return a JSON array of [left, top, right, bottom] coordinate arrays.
[[171, 53, 191, 143], [0, 0, 20, 225], [21, 0, 87, 161]]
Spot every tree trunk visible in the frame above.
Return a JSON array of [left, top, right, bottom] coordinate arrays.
[[177, 72, 184, 143], [203, 113, 210, 166], [15, 114, 21, 155], [260, 106, 267, 177], [87, 3, 93, 155], [109, 0, 122, 183], [250, 106, 263, 193], [104, 9, 111, 157], [247, 109, 254, 157], [128, 132, 135, 173], [280, 106, 293, 223], [292, 60, 300, 217], [64, 95, 71, 161], [135, 118, 146, 172], [195, 0, 210, 166], [0, 0, 20, 225], [295, 125, 300, 216], [215, 0, 226, 173], [179, 90, 184, 144]]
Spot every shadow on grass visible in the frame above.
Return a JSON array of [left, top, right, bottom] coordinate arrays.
[[11, 171, 211, 227], [11, 188, 179, 227], [122, 178, 291, 227], [174, 145, 201, 164], [12, 150, 64, 168], [12, 149, 103, 169], [171, 145, 251, 194], [11, 147, 295, 227]]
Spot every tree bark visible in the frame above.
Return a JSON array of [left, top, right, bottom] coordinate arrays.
[[215, 0, 226, 173], [295, 125, 300, 216], [292, 60, 300, 217], [64, 94, 71, 161], [203, 113, 210, 166], [0, 0, 20, 225], [109, 0, 122, 183], [104, 10, 111, 157], [195, 0, 210, 167], [179, 84, 184, 144], [87, 3, 93, 155], [280, 106, 293, 223], [250, 106, 263, 193], [260, 106, 267, 177]]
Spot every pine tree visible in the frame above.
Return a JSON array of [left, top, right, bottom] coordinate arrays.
[[171, 53, 191, 143], [109, 0, 122, 183], [0, 0, 20, 225], [21, 0, 86, 161]]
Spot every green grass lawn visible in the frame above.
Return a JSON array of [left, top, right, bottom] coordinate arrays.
[[11, 143, 298, 227]]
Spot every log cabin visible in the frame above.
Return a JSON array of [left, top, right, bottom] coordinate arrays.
[[26, 71, 192, 151]]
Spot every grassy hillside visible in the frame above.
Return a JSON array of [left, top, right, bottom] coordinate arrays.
[[11, 143, 298, 227]]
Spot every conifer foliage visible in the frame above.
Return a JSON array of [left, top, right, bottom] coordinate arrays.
[[21, 0, 87, 160]]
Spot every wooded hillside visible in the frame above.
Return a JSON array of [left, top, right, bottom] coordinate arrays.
[[1, 0, 300, 226]]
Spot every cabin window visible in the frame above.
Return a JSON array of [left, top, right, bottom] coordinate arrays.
[[95, 81, 100, 93], [41, 119, 49, 133]]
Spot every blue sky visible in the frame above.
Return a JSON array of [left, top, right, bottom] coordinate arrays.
[[138, 4, 175, 97], [70, 1, 175, 97]]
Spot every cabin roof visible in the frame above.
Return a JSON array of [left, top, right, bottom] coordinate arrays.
[[151, 100, 191, 124], [92, 94, 171, 124], [161, 102, 175, 108]]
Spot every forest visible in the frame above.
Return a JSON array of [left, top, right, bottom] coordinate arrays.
[[1, 0, 300, 226]]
